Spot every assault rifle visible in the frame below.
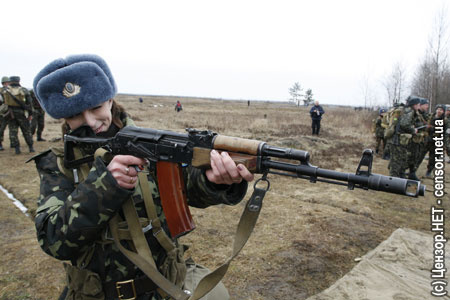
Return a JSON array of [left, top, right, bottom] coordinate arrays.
[[64, 125, 426, 238]]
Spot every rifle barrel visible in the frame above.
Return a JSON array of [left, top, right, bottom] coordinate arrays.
[[262, 160, 425, 197]]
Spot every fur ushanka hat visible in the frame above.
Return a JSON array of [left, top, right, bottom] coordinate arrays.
[[33, 54, 117, 119]]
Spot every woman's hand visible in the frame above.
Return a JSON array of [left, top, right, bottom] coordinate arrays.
[[205, 150, 254, 185], [107, 155, 147, 189]]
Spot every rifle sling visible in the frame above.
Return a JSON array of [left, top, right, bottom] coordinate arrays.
[[93, 148, 266, 300], [110, 174, 267, 300], [188, 186, 267, 300], [138, 171, 176, 253]]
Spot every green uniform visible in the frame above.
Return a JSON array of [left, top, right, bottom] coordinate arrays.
[[383, 105, 404, 162], [0, 83, 34, 150], [389, 107, 420, 178], [374, 116, 385, 155], [29, 90, 45, 140], [31, 115, 246, 300], [414, 111, 431, 170]]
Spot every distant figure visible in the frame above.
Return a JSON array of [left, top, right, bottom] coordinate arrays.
[[175, 100, 183, 112], [30, 89, 46, 141], [139, 97, 143, 103], [310, 100, 325, 135], [248, 100, 250, 107], [374, 108, 386, 155]]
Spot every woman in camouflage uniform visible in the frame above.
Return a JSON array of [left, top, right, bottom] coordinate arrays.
[[31, 54, 253, 300]]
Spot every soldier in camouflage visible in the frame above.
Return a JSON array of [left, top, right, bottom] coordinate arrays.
[[389, 97, 422, 179], [29, 89, 46, 141], [0, 76, 11, 151], [374, 108, 386, 156], [30, 54, 253, 300], [382, 103, 405, 162], [414, 99, 431, 175], [0, 76, 34, 154]]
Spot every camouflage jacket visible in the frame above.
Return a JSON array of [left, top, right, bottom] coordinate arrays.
[[397, 107, 420, 135], [32, 117, 248, 297], [375, 117, 384, 138]]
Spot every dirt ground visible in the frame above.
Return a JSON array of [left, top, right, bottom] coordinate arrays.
[[0, 95, 448, 300]]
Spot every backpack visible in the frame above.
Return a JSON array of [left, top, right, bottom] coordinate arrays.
[[384, 106, 405, 139], [3, 86, 27, 108]]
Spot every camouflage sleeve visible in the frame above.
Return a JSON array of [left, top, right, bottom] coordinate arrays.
[[34, 152, 133, 261], [23, 88, 33, 114], [399, 111, 415, 134], [183, 166, 248, 208]]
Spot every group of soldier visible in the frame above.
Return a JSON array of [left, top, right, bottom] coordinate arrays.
[[0, 76, 46, 154], [373, 96, 450, 180]]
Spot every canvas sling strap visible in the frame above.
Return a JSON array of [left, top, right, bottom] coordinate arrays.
[[92, 148, 271, 300]]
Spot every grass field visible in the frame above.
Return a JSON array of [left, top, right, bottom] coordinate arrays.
[[0, 95, 448, 299]]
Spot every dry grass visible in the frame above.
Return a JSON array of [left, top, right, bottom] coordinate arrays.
[[0, 95, 448, 299]]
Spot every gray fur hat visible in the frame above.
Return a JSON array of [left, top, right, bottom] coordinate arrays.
[[406, 96, 421, 107], [33, 54, 117, 119], [9, 76, 20, 83], [420, 98, 429, 105]]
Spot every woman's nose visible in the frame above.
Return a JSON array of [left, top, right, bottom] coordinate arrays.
[[82, 111, 96, 128]]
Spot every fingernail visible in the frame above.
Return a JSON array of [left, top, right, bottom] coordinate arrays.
[[211, 150, 218, 155], [221, 151, 229, 157], [237, 165, 243, 171]]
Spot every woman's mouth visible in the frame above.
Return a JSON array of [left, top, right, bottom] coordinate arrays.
[[94, 125, 103, 134]]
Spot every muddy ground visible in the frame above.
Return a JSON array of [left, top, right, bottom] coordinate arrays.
[[0, 95, 448, 299]]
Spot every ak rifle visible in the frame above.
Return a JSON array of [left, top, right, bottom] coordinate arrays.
[[64, 125, 426, 237]]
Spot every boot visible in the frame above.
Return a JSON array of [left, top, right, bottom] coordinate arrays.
[[29, 145, 35, 153], [0, 142, 3, 151], [37, 135, 46, 141], [15, 146, 21, 154], [408, 171, 420, 181]]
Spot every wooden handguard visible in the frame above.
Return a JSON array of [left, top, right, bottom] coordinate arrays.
[[156, 161, 195, 238], [213, 135, 261, 155], [191, 135, 262, 173]]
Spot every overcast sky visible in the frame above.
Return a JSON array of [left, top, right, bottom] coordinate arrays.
[[1, 0, 448, 106]]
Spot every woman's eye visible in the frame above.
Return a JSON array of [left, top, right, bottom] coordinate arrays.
[[92, 105, 102, 110]]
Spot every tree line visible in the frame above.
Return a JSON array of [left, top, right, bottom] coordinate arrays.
[[290, 5, 450, 109]]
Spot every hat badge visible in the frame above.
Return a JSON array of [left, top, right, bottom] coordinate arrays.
[[62, 82, 80, 98]]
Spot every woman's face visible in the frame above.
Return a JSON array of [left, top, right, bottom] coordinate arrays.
[[65, 99, 113, 133]]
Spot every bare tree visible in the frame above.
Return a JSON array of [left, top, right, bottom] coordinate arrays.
[[288, 82, 303, 106], [411, 4, 450, 107], [382, 62, 407, 107], [360, 72, 378, 109], [411, 57, 433, 100]]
